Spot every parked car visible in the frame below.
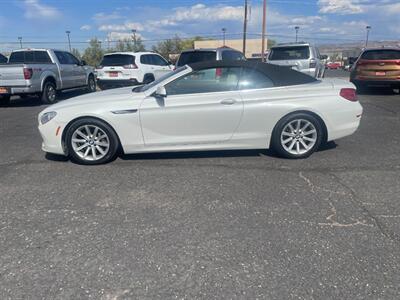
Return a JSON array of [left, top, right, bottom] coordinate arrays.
[[326, 62, 342, 70], [176, 47, 245, 68], [0, 49, 96, 105], [0, 53, 7, 64], [96, 52, 173, 90], [38, 60, 362, 165], [350, 48, 400, 90], [267, 43, 325, 78]]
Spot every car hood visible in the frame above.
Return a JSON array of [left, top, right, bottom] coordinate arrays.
[[44, 86, 145, 111]]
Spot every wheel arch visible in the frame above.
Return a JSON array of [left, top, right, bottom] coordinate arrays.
[[61, 115, 123, 155], [270, 110, 328, 146], [41, 75, 57, 91]]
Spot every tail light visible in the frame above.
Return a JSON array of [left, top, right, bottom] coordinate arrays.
[[216, 68, 222, 77], [123, 64, 138, 69], [340, 88, 357, 102], [309, 59, 316, 68], [23, 68, 33, 80]]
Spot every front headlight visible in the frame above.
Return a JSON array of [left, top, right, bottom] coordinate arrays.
[[40, 111, 57, 125]]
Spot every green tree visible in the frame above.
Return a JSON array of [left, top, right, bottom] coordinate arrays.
[[71, 48, 81, 60], [114, 37, 146, 52], [267, 39, 276, 49], [82, 38, 104, 67], [152, 35, 205, 60]]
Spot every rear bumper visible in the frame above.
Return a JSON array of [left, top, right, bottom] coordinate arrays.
[[97, 79, 139, 89], [0, 85, 40, 95], [351, 78, 400, 87]]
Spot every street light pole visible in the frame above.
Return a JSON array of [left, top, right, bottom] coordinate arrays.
[[261, 0, 267, 62], [222, 28, 227, 46], [295, 26, 300, 43], [242, 0, 248, 55], [66, 31, 71, 52], [365, 26, 371, 48], [18, 37, 23, 49]]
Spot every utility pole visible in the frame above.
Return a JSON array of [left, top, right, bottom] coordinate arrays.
[[365, 26, 371, 48], [242, 0, 248, 56], [295, 26, 300, 43], [18, 37, 23, 49], [222, 28, 227, 46], [66, 31, 71, 52], [261, 0, 267, 62]]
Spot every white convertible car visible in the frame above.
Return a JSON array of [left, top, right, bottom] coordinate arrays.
[[38, 61, 362, 165]]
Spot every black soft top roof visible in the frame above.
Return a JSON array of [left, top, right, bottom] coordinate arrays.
[[188, 60, 317, 86]]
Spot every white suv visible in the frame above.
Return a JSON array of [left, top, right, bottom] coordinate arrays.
[[96, 52, 173, 90]]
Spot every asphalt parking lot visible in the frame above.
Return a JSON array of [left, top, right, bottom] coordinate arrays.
[[1, 70, 400, 299]]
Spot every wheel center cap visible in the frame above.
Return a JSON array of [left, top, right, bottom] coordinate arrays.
[[88, 140, 94, 145]]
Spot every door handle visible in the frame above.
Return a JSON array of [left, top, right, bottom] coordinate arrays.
[[220, 99, 236, 105]]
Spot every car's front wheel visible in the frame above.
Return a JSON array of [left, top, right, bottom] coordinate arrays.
[[272, 113, 323, 159], [66, 118, 119, 165], [87, 75, 97, 93]]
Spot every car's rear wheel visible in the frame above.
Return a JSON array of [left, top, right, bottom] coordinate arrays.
[[66, 118, 119, 165], [0, 95, 11, 106], [272, 113, 323, 159], [41, 81, 58, 104]]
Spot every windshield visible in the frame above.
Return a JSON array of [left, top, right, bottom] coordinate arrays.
[[100, 54, 135, 66], [133, 66, 188, 93], [176, 51, 216, 67], [268, 46, 310, 60]]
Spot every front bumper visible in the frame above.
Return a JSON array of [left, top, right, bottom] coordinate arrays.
[[38, 121, 66, 156]]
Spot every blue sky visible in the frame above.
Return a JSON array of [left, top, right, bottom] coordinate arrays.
[[0, 0, 399, 52]]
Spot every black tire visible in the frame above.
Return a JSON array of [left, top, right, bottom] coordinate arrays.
[[143, 74, 155, 84], [0, 95, 11, 106], [66, 118, 119, 165], [41, 81, 58, 104], [271, 112, 324, 159], [87, 75, 97, 93]]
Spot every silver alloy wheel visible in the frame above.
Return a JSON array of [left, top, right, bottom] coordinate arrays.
[[280, 119, 317, 155], [47, 85, 56, 102], [71, 125, 110, 161], [89, 77, 96, 91]]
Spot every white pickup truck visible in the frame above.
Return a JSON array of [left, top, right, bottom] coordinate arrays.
[[0, 49, 96, 105]]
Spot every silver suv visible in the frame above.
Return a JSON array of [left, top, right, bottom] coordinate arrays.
[[267, 43, 325, 78], [176, 47, 245, 67]]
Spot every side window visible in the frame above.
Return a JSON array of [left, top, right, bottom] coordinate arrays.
[[165, 67, 241, 96], [140, 55, 152, 65], [54, 51, 68, 64], [64, 52, 80, 65], [239, 68, 274, 90], [151, 55, 169, 66], [34, 51, 52, 63]]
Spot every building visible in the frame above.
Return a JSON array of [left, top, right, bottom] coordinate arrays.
[[194, 38, 268, 59]]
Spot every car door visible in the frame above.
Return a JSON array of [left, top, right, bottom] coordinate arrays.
[[54, 51, 74, 89], [64, 52, 87, 87], [139, 67, 244, 146], [150, 54, 172, 79]]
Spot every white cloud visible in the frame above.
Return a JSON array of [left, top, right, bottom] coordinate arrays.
[[92, 12, 122, 23], [80, 25, 91, 31], [23, 0, 60, 20], [107, 31, 142, 41], [99, 22, 143, 32], [318, 0, 363, 14]]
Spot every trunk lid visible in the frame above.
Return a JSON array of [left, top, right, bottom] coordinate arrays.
[[0, 64, 27, 86]]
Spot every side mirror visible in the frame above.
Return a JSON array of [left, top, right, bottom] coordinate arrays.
[[81, 60, 87, 66], [155, 86, 167, 98]]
